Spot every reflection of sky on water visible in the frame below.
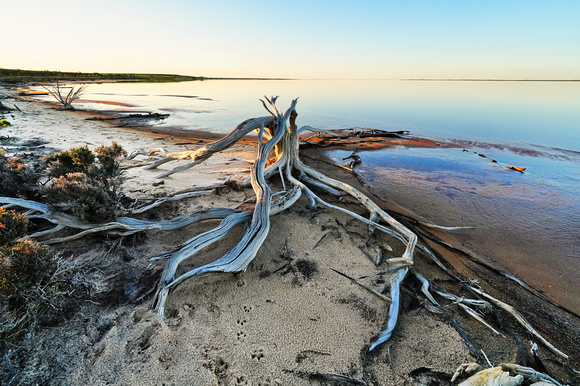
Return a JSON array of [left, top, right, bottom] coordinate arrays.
[[326, 146, 579, 211], [325, 144, 580, 304], [33, 79, 580, 152]]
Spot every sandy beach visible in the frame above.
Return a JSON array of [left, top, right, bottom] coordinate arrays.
[[1, 87, 578, 385]]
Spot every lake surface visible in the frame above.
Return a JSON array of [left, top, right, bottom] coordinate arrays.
[[35, 79, 580, 311], [62, 79, 580, 152]]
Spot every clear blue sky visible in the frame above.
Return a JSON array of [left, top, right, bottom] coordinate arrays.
[[4, 0, 579, 79]]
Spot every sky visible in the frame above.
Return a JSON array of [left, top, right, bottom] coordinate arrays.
[[4, 0, 580, 79]]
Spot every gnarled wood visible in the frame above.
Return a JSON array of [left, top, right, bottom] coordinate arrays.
[[142, 116, 275, 178], [143, 97, 567, 359], [2, 96, 569, 364]]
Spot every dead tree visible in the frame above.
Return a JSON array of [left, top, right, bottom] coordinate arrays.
[[137, 97, 569, 358], [1, 97, 569, 360], [42, 80, 87, 110]]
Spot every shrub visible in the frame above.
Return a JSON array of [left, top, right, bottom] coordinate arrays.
[[0, 152, 39, 198], [41, 81, 87, 110], [46, 172, 117, 223], [0, 208, 28, 246], [43, 143, 127, 223], [94, 142, 127, 178], [45, 145, 95, 178], [0, 240, 53, 296], [0, 210, 53, 299]]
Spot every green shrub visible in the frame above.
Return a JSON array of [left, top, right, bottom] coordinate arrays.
[[44, 142, 127, 223], [94, 142, 127, 177], [46, 172, 117, 223], [0, 208, 28, 246], [0, 210, 53, 298], [92, 142, 127, 193], [0, 152, 39, 198], [45, 145, 95, 178], [0, 240, 53, 296]]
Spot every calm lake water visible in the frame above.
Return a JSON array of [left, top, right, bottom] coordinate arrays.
[[63, 79, 580, 151], [35, 79, 580, 310]]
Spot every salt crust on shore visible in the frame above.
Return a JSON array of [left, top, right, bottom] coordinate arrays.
[[2, 93, 574, 385]]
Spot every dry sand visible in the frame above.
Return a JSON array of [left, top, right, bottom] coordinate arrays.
[[1, 89, 578, 385]]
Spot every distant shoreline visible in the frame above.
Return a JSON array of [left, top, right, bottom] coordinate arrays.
[[2, 68, 578, 83], [0, 68, 205, 84]]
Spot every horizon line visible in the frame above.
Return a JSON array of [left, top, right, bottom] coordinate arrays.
[[205, 77, 580, 82], [3, 69, 579, 82]]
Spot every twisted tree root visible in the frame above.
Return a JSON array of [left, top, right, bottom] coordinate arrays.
[[143, 98, 568, 359], [2, 97, 569, 362]]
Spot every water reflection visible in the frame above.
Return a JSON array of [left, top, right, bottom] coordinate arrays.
[[38, 79, 580, 152], [323, 143, 579, 311]]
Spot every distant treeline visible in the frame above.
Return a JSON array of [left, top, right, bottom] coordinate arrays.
[[0, 68, 205, 83]]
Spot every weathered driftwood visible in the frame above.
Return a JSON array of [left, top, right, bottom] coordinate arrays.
[[127, 179, 231, 215], [467, 285, 568, 359], [298, 126, 409, 148], [42, 81, 86, 110], [136, 97, 570, 360], [143, 116, 275, 178], [141, 97, 421, 353], [451, 362, 563, 385], [412, 237, 568, 359], [0, 197, 239, 245], [1, 97, 569, 362]]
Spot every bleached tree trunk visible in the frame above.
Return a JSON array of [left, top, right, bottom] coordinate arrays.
[[2, 97, 568, 360]]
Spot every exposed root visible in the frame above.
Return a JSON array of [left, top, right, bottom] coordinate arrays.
[[2, 96, 570, 366], [0, 197, 240, 244], [141, 116, 275, 178], [467, 285, 568, 359], [143, 98, 569, 359]]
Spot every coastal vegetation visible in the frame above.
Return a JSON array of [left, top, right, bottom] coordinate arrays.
[[0, 68, 205, 83], [0, 142, 127, 222], [0, 208, 54, 308], [0, 150, 39, 199], [44, 143, 127, 222], [0, 142, 128, 358]]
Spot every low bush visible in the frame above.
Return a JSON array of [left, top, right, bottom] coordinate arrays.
[[45, 145, 95, 178], [46, 172, 117, 222], [0, 240, 53, 298], [44, 142, 127, 223], [0, 208, 28, 246], [0, 209, 53, 303], [95, 142, 127, 178], [2, 142, 127, 223], [0, 151, 39, 198]]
